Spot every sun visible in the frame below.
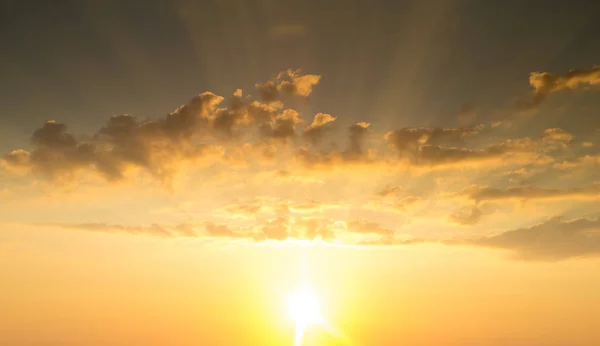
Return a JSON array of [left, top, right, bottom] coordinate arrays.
[[287, 286, 323, 326], [287, 286, 324, 346]]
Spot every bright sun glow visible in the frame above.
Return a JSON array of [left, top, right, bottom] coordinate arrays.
[[288, 286, 324, 346], [288, 287, 323, 326]]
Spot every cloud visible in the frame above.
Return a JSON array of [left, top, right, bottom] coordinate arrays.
[[288, 201, 340, 213], [519, 66, 600, 110], [259, 109, 303, 141], [6, 67, 592, 186], [347, 122, 371, 158], [385, 126, 482, 157], [448, 206, 483, 226], [222, 198, 340, 218], [42, 222, 198, 238], [255, 69, 321, 103], [204, 223, 239, 237], [471, 217, 600, 261], [2, 91, 226, 182], [455, 184, 600, 203], [346, 219, 393, 237], [374, 185, 407, 198], [303, 113, 336, 143], [554, 154, 600, 170], [1, 70, 325, 183], [386, 134, 539, 169], [540, 128, 573, 151], [366, 195, 422, 214]]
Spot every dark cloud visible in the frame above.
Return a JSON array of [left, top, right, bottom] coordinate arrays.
[[1, 66, 599, 187], [0, 70, 324, 182], [255, 69, 321, 103], [303, 113, 336, 144], [385, 126, 482, 158], [519, 66, 600, 111], [386, 134, 537, 168], [347, 122, 371, 158], [259, 109, 302, 141]]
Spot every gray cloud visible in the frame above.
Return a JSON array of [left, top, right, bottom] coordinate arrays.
[[386, 134, 537, 168], [2, 66, 599, 187], [1, 70, 324, 182], [303, 113, 336, 144], [519, 66, 600, 110], [255, 69, 321, 103]]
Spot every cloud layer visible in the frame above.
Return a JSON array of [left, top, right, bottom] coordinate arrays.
[[2, 66, 600, 261]]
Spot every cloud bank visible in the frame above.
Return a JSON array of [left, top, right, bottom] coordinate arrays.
[[2, 65, 600, 261]]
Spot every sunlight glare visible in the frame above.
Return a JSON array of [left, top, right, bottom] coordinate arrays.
[[288, 286, 323, 326]]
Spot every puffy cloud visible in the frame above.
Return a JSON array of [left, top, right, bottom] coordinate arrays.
[[471, 217, 600, 261], [280, 69, 322, 97], [255, 69, 321, 103], [6, 68, 587, 186], [2, 91, 228, 182], [519, 66, 600, 110], [293, 121, 379, 168], [382, 126, 543, 169], [303, 113, 336, 143], [385, 126, 481, 157], [259, 109, 303, 141], [0, 70, 327, 183], [455, 184, 600, 203], [347, 122, 371, 157]]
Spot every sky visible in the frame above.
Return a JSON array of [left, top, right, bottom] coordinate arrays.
[[1, 0, 600, 345]]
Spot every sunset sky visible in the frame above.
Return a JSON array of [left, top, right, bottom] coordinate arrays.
[[2, 1, 600, 345]]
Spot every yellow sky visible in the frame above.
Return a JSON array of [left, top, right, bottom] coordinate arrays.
[[2, 225, 600, 345]]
